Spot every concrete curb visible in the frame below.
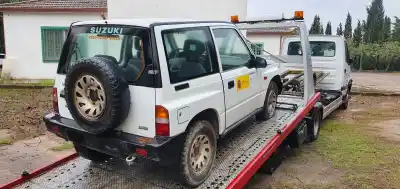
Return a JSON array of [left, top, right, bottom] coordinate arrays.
[[0, 84, 53, 89]]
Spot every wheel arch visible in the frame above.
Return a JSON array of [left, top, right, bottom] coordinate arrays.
[[186, 108, 220, 137], [271, 75, 283, 94]]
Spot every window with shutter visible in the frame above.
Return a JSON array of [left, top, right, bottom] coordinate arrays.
[[41, 26, 69, 63], [251, 43, 264, 55]]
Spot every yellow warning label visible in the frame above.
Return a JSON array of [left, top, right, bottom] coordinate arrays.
[[236, 74, 250, 91]]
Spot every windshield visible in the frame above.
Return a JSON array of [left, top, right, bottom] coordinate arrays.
[[288, 41, 336, 57], [58, 25, 153, 86]]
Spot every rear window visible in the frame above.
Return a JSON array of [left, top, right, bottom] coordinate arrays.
[[288, 41, 336, 57], [58, 25, 154, 87]]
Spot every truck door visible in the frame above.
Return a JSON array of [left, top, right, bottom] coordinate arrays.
[[210, 26, 259, 129]]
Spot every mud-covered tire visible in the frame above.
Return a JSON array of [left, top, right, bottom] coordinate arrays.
[[179, 120, 217, 187], [307, 107, 322, 142], [74, 143, 110, 162], [256, 81, 278, 121], [64, 57, 130, 135]]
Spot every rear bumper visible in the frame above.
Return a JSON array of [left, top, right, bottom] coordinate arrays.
[[43, 113, 182, 164]]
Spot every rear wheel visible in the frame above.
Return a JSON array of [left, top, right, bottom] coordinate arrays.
[[307, 108, 322, 142], [74, 143, 110, 162], [256, 81, 278, 121], [179, 120, 217, 187]]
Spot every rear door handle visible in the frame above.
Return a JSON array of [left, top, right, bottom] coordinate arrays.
[[228, 81, 235, 89]]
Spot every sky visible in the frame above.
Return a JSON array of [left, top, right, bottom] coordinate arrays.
[[247, 0, 399, 31]]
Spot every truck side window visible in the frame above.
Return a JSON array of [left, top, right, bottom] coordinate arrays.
[[212, 28, 252, 71], [162, 27, 218, 84]]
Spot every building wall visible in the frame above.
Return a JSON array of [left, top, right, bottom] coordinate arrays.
[[107, 0, 247, 21], [2, 12, 103, 79], [245, 34, 283, 55]]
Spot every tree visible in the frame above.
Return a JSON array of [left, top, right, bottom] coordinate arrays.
[[309, 15, 322, 34], [320, 22, 324, 34], [353, 20, 363, 47], [364, 0, 385, 43], [344, 12, 353, 39], [382, 16, 392, 41], [336, 23, 343, 36], [325, 22, 332, 35], [393, 16, 400, 42]]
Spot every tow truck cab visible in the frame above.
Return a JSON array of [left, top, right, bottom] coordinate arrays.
[[279, 35, 353, 118]]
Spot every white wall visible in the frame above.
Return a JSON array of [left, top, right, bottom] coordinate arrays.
[[2, 12, 103, 79], [246, 34, 282, 55], [107, 0, 247, 21]]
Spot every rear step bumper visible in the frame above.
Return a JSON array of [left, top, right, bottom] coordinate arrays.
[[43, 113, 182, 164]]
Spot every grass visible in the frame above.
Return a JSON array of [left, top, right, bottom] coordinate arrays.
[[50, 141, 74, 151], [0, 138, 12, 145], [315, 120, 400, 189], [0, 78, 55, 87]]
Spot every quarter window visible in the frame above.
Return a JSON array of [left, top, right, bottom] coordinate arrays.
[[212, 28, 252, 71], [162, 27, 218, 84]]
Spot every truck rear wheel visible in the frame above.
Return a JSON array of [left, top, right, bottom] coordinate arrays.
[[256, 81, 278, 121], [179, 120, 217, 187], [73, 143, 110, 162], [307, 107, 322, 142]]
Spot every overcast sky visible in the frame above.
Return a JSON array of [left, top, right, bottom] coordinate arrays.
[[247, 0, 399, 30]]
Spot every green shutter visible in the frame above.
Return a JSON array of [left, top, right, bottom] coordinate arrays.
[[251, 43, 264, 55], [41, 26, 69, 63]]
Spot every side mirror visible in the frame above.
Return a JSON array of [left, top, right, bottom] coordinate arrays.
[[249, 57, 267, 68]]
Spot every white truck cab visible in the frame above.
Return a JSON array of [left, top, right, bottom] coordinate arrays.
[[44, 18, 285, 187]]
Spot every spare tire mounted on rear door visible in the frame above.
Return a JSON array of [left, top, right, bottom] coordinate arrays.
[[64, 56, 131, 135]]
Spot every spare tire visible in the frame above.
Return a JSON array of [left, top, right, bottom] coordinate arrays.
[[64, 57, 131, 135]]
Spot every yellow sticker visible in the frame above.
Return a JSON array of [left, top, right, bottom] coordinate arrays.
[[236, 74, 250, 91]]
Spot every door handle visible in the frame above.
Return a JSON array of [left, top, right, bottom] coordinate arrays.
[[344, 69, 347, 73], [228, 81, 235, 89], [175, 83, 189, 91]]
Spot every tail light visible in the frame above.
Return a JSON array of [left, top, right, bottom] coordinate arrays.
[[52, 87, 59, 114], [155, 105, 169, 136]]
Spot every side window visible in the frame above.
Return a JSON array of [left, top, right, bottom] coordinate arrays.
[[162, 27, 218, 84], [212, 28, 252, 71]]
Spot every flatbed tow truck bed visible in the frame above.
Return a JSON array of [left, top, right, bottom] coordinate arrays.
[[2, 94, 320, 189]]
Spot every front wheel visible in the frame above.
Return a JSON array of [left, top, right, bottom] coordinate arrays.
[[256, 81, 278, 121], [179, 120, 217, 187]]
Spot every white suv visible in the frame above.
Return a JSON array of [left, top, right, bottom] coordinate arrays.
[[44, 19, 282, 187]]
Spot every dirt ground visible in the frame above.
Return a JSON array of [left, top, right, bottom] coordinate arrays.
[[0, 88, 52, 141], [246, 95, 400, 189], [351, 72, 400, 93]]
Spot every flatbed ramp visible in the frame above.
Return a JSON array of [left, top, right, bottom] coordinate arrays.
[[10, 96, 318, 189]]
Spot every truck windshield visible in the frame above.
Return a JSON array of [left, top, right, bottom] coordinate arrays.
[[58, 25, 153, 86], [288, 41, 336, 57]]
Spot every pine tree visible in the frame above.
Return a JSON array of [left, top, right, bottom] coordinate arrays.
[[353, 20, 363, 47], [320, 22, 324, 34], [382, 16, 392, 41], [336, 23, 343, 36], [325, 22, 332, 35], [344, 12, 353, 39], [364, 0, 385, 43], [309, 15, 322, 34], [393, 16, 400, 42]]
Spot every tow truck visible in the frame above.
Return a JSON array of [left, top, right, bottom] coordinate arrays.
[[1, 12, 324, 189]]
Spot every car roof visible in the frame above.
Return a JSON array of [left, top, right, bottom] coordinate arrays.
[[72, 18, 230, 28]]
